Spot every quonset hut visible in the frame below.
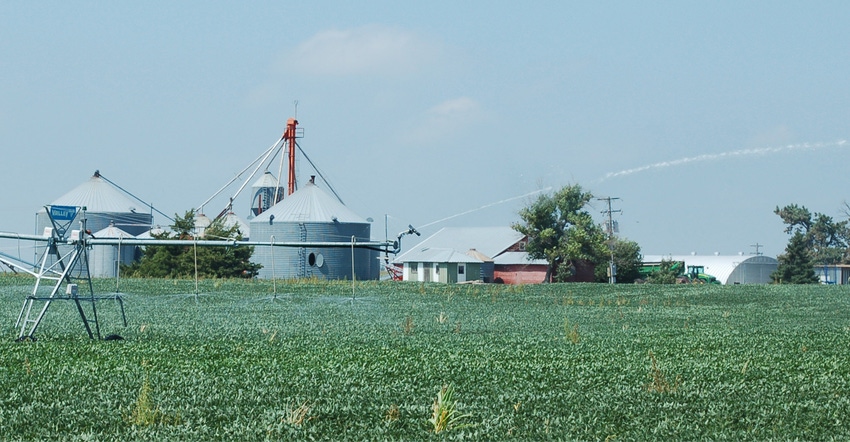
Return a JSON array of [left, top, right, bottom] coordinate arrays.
[[249, 178, 378, 280], [643, 254, 778, 284]]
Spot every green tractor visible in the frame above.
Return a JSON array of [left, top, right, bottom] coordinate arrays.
[[637, 261, 720, 284], [684, 265, 720, 284]]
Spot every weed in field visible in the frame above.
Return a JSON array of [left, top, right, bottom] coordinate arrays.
[[437, 311, 447, 324], [128, 375, 179, 426], [262, 328, 277, 342], [564, 318, 580, 344], [284, 400, 312, 426], [403, 316, 414, 335], [645, 351, 680, 394], [385, 404, 399, 423], [616, 296, 629, 306], [429, 384, 471, 434], [454, 321, 462, 334]]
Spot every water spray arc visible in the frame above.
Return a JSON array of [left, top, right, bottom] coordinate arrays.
[[597, 140, 848, 182], [418, 187, 554, 230]]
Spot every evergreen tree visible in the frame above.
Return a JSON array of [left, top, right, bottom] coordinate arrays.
[[771, 232, 818, 284], [124, 210, 261, 278]]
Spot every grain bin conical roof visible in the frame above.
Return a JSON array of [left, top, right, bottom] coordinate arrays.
[[251, 181, 367, 224], [49, 172, 139, 213]]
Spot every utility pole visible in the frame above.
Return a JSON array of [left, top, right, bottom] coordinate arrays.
[[598, 197, 621, 284], [750, 243, 763, 256]]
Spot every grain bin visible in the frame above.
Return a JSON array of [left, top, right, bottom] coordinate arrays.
[[249, 180, 377, 280]]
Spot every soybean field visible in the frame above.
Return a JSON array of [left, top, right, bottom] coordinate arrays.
[[1, 275, 850, 440]]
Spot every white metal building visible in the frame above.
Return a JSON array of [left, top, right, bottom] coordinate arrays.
[[644, 254, 778, 284]]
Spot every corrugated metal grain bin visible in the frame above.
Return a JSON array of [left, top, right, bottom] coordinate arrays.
[[249, 181, 377, 280]]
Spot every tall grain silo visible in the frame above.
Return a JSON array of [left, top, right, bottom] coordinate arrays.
[[250, 171, 284, 217], [249, 179, 377, 280]]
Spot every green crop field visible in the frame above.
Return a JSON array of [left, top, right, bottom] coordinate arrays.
[[1, 274, 849, 440]]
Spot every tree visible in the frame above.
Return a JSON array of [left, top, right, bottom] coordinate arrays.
[[594, 237, 643, 283], [774, 204, 850, 265], [512, 185, 608, 282], [645, 259, 681, 284], [771, 231, 818, 284], [123, 210, 261, 278]]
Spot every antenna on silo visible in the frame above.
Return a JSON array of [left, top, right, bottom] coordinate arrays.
[[293, 100, 298, 119]]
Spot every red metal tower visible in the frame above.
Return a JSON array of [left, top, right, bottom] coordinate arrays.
[[282, 118, 298, 195]]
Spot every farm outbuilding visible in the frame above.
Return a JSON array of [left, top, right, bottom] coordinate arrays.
[[643, 254, 778, 285], [814, 264, 850, 284], [249, 180, 378, 281], [399, 247, 483, 283], [394, 227, 558, 283], [493, 252, 549, 284]]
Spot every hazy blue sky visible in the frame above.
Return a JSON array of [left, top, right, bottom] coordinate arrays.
[[2, 1, 850, 259]]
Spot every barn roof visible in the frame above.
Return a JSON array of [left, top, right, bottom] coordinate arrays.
[[395, 227, 524, 262], [250, 182, 368, 224], [493, 251, 548, 266], [396, 247, 484, 264]]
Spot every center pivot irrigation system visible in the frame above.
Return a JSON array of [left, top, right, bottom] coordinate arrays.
[[0, 117, 421, 341], [0, 206, 405, 341]]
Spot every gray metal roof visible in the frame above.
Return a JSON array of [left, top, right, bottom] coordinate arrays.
[[46, 174, 141, 213], [222, 212, 250, 238], [252, 171, 283, 189], [92, 224, 134, 239], [397, 247, 484, 264], [395, 227, 524, 262], [250, 182, 368, 224], [493, 251, 548, 266]]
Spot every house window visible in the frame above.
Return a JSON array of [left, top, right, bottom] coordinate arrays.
[[458, 264, 465, 275]]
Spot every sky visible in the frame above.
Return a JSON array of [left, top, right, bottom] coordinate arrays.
[[2, 1, 850, 260]]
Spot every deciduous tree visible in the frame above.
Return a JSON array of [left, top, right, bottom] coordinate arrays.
[[594, 237, 643, 283], [513, 185, 608, 282]]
